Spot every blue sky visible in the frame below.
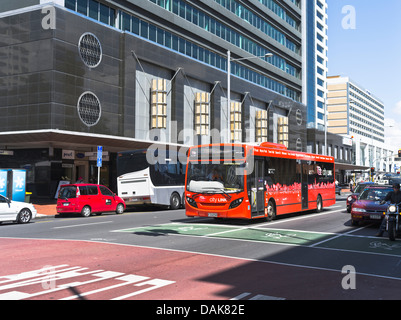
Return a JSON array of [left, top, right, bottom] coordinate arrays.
[[327, 0, 401, 147]]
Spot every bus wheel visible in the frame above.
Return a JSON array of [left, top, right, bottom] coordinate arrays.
[[170, 193, 181, 210], [316, 195, 323, 213], [266, 200, 276, 222]]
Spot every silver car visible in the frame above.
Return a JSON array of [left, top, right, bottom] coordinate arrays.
[[0, 195, 37, 224]]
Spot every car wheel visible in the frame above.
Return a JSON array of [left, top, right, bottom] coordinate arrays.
[[17, 208, 32, 224], [351, 219, 359, 226], [170, 193, 181, 210], [116, 203, 124, 214], [81, 205, 91, 217]]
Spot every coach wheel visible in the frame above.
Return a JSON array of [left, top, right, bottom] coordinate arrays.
[[266, 200, 276, 222], [170, 193, 181, 210], [316, 195, 323, 213]]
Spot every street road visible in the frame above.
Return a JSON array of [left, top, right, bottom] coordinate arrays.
[[1, 195, 401, 302]]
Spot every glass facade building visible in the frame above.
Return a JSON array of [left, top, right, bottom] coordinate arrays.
[[0, 0, 334, 199]]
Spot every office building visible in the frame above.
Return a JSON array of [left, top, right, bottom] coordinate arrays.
[[0, 0, 335, 198], [302, 0, 328, 132], [327, 75, 396, 173]]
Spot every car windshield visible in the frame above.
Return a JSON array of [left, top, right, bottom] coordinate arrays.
[[359, 188, 392, 201], [354, 183, 372, 193], [186, 162, 244, 194]]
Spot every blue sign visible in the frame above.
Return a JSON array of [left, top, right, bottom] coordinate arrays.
[[0, 170, 7, 197], [12, 169, 26, 202], [97, 146, 103, 167]]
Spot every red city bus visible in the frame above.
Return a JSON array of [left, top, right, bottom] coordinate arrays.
[[185, 142, 336, 220]]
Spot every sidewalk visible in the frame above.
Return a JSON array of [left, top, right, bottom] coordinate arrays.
[[31, 200, 57, 217]]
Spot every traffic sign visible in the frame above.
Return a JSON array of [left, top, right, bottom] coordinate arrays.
[[97, 146, 103, 167]]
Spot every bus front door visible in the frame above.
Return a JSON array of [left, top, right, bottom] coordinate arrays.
[[301, 162, 309, 209], [248, 159, 265, 217]]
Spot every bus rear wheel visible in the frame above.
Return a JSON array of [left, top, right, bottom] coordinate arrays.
[[266, 200, 276, 222], [170, 193, 181, 210]]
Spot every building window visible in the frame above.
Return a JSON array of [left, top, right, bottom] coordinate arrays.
[[194, 92, 210, 136], [230, 102, 242, 142], [255, 110, 268, 142], [278, 116, 289, 147], [77, 91, 101, 127], [78, 32, 102, 68], [150, 79, 167, 129]]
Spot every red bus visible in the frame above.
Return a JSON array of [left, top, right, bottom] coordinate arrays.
[[185, 142, 336, 220]]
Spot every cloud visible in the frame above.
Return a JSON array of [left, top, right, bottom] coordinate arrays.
[[385, 117, 401, 149], [393, 100, 401, 116]]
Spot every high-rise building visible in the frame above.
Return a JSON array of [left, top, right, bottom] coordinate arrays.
[[327, 75, 396, 172], [302, 0, 328, 131]]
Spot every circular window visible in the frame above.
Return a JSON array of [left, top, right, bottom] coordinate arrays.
[[77, 92, 101, 127], [78, 32, 102, 68]]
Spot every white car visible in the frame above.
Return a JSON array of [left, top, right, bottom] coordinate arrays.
[[0, 195, 37, 224]]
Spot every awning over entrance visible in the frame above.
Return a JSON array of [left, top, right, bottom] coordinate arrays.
[[0, 129, 189, 153], [335, 162, 370, 172]]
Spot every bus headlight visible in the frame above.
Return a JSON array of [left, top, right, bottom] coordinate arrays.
[[229, 198, 243, 209], [186, 197, 198, 208]]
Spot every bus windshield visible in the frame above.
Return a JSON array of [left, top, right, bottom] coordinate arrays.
[[186, 162, 244, 194], [117, 151, 149, 176]]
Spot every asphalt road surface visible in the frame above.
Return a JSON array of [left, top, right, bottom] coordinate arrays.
[[1, 195, 401, 303]]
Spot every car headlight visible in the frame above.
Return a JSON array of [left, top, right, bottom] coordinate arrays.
[[347, 196, 353, 201], [352, 208, 366, 213], [389, 205, 397, 213], [229, 198, 243, 209]]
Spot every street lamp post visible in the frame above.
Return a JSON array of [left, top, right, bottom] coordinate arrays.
[[226, 50, 273, 141]]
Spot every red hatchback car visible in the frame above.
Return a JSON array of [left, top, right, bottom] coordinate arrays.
[[57, 184, 126, 217]]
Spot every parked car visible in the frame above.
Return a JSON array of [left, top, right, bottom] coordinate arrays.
[[346, 182, 375, 213], [350, 185, 392, 226], [0, 194, 37, 224], [57, 183, 126, 217]]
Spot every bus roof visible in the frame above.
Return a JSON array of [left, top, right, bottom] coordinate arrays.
[[189, 143, 334, 163]]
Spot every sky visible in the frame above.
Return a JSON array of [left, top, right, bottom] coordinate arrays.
[[327, 0, 401, 148]]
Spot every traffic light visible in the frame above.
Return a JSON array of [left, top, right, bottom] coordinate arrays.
[[370, 167, 375, 174], [398, 149, 401, 158]]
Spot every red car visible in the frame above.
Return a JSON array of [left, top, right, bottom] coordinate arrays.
[[350, 185, 392, 226], [57, 183, 126, 217], [346, 182, 374, 213]]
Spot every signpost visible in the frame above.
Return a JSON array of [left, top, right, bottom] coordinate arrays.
[[97, 146, 102, 184]]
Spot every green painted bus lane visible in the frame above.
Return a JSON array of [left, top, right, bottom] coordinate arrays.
[[213, 228, 334, 246], [115, 224, 334, 246], [114, 223, 401, 257], [114, 223, 237, 237], [315, 235, 401, 256]]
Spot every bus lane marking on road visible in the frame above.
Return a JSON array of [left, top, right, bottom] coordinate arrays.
[[112, 223, 334, 246], [112, 222, 401, 258]]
